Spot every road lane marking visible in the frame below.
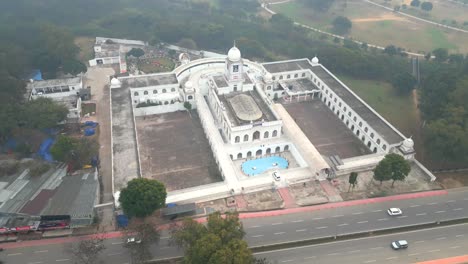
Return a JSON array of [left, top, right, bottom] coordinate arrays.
[[112, 242, 124, 245], [397, 216, 408, 219], [28, 262, 43, 264], [281, 260, 294, 263], [447, 200, 456, 203], [428, 202, 438, 205], [357, 221, 368, 224], [296, 229, 307, 232], [450, 246, 461, 249], [416, 213, 427, 216], [372, 210, 383, 212], [252, 235, 264, 238], [274, 232, 286, 235], [386, 257, 398, 260], [304, 256, 316, 259], [292, 219, 304, 223], [435, 211, 446, 214], [316, 226, 328, 229], [409, 253, 420, 256], [332, 215, 344, 218], [248, 225, 261, 229], [378, 218, 388, 221], [410, 205, 420, 207], [428, 249, 441, 253], [7, 253, 23, 256], [364, 260, 377, 263], [313, 217, 324, 220], [370, 247, 383, 250], [108, 252, 123, 256], [272, 222, 283, 226], [347, 250, 361, 253], [352, 212, 363, 215], [415, 240, 425, 243], [456, 235, 464, 237], [338, 223, 349, 227], [453, 208, 463, 211], [56, 259, 70, 262], [435, 237, 446, 240], [34, 250, 49, 253], [328, 252, 341, 256]]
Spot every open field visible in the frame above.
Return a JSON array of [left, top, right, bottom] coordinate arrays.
[[271, 0, 468, 53], [74, 36, 95, 64], [137, 57, 175, 74]]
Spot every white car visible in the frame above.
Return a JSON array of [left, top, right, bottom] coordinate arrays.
[[391, 240, 408, 250], [387, 208, 403, 216], [127, 237, 142, 244], [272, 171, 281, 181]]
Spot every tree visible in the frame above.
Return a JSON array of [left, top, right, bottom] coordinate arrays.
[[433, 48, 449, 62], [421, 1, 433, 11], [21, 97, 68, 129], [171, 212, 263, 264], [374, 154, 411, 187], [177, 38, 198, 50], [332, 16, 352, 35], [124, 218, 161, 263], [71, 235, 106, 264], [50, 136, 99, 170], [184, 101, 192, 111], [391, 72, 417, 95], [384, 45, 398, 56], [348, 172, 358, 191], [127, 48, 145, 58], [410, 0, 421, 7], [62, 59, 87, 75], [119, 178, 167, 218]]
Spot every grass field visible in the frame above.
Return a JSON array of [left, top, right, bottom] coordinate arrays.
[[271, 0, 468, 53], [138, 57, 175, 73], [338, 75, 419, 137], [74, 36, 95, 64]]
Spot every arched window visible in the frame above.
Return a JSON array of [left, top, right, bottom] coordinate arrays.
[[164, 101, 169, 105], [348, 112, 351, 116], [361, 136, 365, 141], [153, 90, 158, 94], [377, 139, 381, 144], [353, 117, 357, 122], [287, 74, 291, 79], [302, 73, 306, 77], [188, 95, 193, 100], [346, 120, 349, 126], [267, 86, 272, 90], [371, 133, 374, 138], [253, 131, 260, 140], [244, 134, 249, 142], [373, 147, 377, 153], [279, 76, 283, 80], [275, 146, 280, 153], [339, 102, 342, 107], [144, 91, 148, 95], [237, 153, 242, 159], [266, 148, 271, 154], [341, 115, 344, 120], [171, 88, 176, 92], [272, 130, 278, 137], [256, 149, 262, 156], [247, 151, 252, 158], [284, 145, 289, 151], [357, 130, 360, 136], [364, 127, 368, 133], [272, 76, 276, 80], [264, 131, 269, 139], [351, 125, 355, 131], [359, 122, 362, 127], [367, 141, 371, 148], [294, 74, 298, 78], [134, 92, 139, 96], [383, 145, 387, 150], [162, 89, 167, 93], [230, 155, 233, 160], [344, 107, 347, 111], [235, 136, 240, 143]]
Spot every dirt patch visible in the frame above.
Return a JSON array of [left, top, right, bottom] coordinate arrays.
[[352, 14, 408, 23], [288, 180, 328, 206], [241, 190, 284, 211], [435, 171, 468, 189]]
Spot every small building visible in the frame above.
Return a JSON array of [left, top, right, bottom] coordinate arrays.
[[28, 77, 82, 100]]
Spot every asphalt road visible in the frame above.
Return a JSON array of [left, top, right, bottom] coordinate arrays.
[[254, 223, 468, 264], [2, 189, 468, 264]]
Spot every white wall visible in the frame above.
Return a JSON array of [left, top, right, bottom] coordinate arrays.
[[133, 103, 186, 116]]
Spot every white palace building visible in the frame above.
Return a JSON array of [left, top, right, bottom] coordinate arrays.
[[110, 45, 435, 203]]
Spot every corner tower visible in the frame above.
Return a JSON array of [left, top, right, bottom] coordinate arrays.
[[225, 44, 244, 91]]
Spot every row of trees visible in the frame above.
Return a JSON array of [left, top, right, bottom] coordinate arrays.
[[410, 0, 434, 11]]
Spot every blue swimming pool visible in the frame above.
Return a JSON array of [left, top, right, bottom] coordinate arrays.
[[242, 156, 289, 176]]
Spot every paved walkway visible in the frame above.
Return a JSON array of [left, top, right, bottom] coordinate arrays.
[[416, 255, 468, 264], [235, 195, 248, 209], [1, 189, 448, 250], [277, 188, 296, 208]]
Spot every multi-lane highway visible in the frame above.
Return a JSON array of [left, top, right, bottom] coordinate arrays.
[[1, 189, 467, 263], [254, 223, 468, 264]]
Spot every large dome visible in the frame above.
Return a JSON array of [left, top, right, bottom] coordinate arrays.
[[402, 138, 414, 149], [111, 77, 121, 86], [264, 72, 273, 82], [311, 56, 319, 64], [227, 46, 242, 62]]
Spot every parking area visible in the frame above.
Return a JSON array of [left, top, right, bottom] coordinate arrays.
[[136, 111, 223, 191], [283, 100, 371, 159]]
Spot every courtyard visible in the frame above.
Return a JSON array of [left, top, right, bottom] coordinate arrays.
[[283, 100, 371, 159], [136, 110, 223, 191]]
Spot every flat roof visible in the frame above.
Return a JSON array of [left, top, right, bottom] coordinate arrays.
[[280, 78, 319, 93], [120, 73, 178, 88], [213, 75, 228, 88], [28, 77, 81, 89], [313, 66, 404, 144], [96, 37, 146, 46], [262, 59, 313, 73], [219, 89, 277, 126]]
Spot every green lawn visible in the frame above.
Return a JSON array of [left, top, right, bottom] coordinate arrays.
[[338, 75, 419, 137], [138, 57, 175, 73]]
